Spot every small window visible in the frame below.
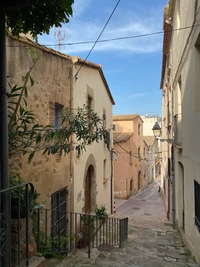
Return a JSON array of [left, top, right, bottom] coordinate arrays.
[[113, 124, 116, 131], [143, 147, 145, 157], [194, 180, 200, 232], [138, 147, 141, 160], [87, 96, 93, 122], [103, 108, 106, 128], [138, 124, 141, 135], [129, 151, 132, 165], [55, 103, 63, 128], [130, 179, 133, 191]]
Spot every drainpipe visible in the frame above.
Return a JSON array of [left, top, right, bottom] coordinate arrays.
[[0, 11, 10, 266], [110, 148, 113, 214], [171, 144, 176, 228], [69, 62, 74, 213]]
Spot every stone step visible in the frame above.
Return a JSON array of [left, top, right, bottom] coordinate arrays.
[[29, 256, 46, 267]]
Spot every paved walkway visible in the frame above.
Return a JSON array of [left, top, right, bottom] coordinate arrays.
[[46, 182, 200, 267]]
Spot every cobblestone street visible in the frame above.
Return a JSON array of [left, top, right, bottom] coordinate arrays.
[[46, 182, 200, 267]]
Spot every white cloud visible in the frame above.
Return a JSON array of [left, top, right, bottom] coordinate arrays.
[[38, 2, 164, 55], [129, 93, 147, 98]]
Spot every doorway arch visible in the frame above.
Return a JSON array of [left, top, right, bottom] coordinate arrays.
[[83, 154, 96, 213]]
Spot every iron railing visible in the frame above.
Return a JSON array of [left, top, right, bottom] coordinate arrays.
[[35, 209, 128, 258], [0, 182, 35, 267]]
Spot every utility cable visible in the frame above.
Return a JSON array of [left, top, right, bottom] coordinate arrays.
[[74, 0, 121, 80], [7, 23, 200, 48]]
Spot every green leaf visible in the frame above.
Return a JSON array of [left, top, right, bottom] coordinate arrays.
[[28, 151, 35, 164]]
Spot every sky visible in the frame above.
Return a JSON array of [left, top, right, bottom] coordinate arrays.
[[38, 0, 168, 117]]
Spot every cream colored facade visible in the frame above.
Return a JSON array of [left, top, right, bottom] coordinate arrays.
[[113, 115, 148, 199], [161, 0, 200, 263], [7, 34, 114, 215], [140, 116, 161, 136], [71, 57, 114, 214]]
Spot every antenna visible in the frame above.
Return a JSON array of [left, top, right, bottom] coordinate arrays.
[[54, 27, 66, 51], [54, 27, 82, 51]]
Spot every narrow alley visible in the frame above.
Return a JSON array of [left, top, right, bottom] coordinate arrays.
[[46, 182, 200, 267]]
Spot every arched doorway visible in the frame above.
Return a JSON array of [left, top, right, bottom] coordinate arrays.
[[85, 165, 94, 213], [138, 171, 141, 190]]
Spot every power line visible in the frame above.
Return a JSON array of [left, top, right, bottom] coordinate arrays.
[[114, 140, 138, 159], [74, 0, 121, 79], [7, 23, 200, 48]]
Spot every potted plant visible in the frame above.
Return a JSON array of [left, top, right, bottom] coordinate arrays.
[[95, 204, 108, 223]]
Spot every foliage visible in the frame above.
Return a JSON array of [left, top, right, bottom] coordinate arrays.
[[80, 214, 95, 228], [9, 172, 40, 218], [95, 204, 108, 221], [8, 62, 108, 163], [5, 0, 74, 39]]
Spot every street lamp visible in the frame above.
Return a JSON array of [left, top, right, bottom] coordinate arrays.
[[152, 121, 162, 138], [152, 122, 174, 144]]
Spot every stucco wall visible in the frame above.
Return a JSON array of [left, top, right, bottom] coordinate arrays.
[[71, 64, 113, 214], [161, 0, 200, 263], [113, 118, 148, 198], [7, 35, 72, 209]]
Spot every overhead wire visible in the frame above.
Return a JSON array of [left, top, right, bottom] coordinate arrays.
[[74, 0, 121, 80], [6, 23, 200, 48]]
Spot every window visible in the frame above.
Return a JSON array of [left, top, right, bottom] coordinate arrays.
[[138, 124, 141, 135], [194, 180, 200, 232], [51, 187, 68, 239], [138, 147, 141, 160], [174, 76, 182, 145], [113, 124, 116, 131], [87, 95, 93, 122], [55, 103, 63, 128], [130, 179, 133, 191], [143, 147, 145, 158], [129, 151, 132, 165], [103, 108, 106, 128]]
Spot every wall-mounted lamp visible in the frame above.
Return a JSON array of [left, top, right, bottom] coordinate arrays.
[[152, 122, 174, 144]]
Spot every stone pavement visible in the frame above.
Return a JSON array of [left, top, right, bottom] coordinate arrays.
[[46, 183, 200, 267]]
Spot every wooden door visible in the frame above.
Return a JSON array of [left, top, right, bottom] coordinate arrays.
[[85, 167, 91, 213]]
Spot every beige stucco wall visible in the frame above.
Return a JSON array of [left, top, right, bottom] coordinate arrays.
[[113, 117, 148, 199], [141, 116, 160, 136], [71, 63, 113, 214], [7, 35, 72, 209], [161, 0, 200, 263]]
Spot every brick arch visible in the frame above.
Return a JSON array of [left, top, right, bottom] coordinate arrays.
[[83, 154, 97, 213]]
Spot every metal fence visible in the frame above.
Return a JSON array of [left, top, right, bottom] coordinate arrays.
[[0, 182, 128, 266], [35, 209, 128, 258], [0, 182, 35, 267]]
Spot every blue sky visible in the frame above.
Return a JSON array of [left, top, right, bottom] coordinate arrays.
[[38, 0, 168, 117]]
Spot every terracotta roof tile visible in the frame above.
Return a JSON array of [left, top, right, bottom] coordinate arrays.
[[113, 132, 133, 143], [113, 114, 139, 121]]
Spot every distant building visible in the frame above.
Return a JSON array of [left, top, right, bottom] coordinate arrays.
[[113, 115, 148, 199], [140, 115, 161, 136]]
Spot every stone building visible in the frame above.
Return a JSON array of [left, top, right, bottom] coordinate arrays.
[[160, 0, 200, 263], [7, 34, 115, 216], [113, 114, 148, 199]]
